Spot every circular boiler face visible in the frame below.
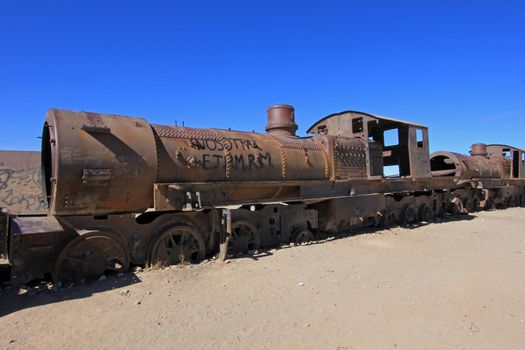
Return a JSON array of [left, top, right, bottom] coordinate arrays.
[[46, 109, 158, 215]]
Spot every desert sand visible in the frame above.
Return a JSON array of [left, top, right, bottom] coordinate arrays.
[[1, 208, 524, 349]]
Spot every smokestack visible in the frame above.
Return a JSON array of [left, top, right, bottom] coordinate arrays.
[[265, 104, 298, 137], [470, 143, 488, 157]]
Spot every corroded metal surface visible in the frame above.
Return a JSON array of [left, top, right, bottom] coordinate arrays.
[[0, 150, 46, 214], [265, 104, 298, 137], [430, 151, 504, 178], [331, 137, 368, 179], [486, 144, 525, 179], [430, 142, 523, 180], [43, 109, 159, 216], [307, 110, 432, 179]]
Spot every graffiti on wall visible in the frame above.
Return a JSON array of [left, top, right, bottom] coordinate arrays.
[[0, 151, 47, 214]]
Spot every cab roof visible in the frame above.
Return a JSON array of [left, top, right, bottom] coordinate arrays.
[[307, 110, 427, 134]]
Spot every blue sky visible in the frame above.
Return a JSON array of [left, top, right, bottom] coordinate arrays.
[[1, 0, 524, 153]]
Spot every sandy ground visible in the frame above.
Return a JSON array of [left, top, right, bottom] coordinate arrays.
[[1, 208, 524, 349]]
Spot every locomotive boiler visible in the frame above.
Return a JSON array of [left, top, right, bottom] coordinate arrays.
[[430, 143, 508, 179], [43, 105, 332, 216]]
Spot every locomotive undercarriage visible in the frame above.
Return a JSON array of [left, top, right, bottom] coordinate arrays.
[[3, 180, 523, 286]]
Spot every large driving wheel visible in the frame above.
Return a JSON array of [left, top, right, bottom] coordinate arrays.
[[53, 230, 130, 284], [148, 225, 206, 266]]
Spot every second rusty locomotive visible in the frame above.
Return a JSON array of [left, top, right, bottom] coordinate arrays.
[[2, 104, 524, 284]]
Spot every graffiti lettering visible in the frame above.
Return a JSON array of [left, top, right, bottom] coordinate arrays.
[[259, 152, 272, 167], [190, 138, 261, 152], [190, 139, 207, 151], [234, 155, 245, 171], [0, 166, 47, 213], [200, 152, 273, 171]]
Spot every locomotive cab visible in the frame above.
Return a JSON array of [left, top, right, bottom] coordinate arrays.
[[486, 144, 525, 179], [307, 111, 431, 179]]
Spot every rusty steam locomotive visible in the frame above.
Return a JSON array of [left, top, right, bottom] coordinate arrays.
[[1, 105, 524, 284]]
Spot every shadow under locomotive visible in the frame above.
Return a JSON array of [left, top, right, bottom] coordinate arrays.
[[0, 272, 141, 317]]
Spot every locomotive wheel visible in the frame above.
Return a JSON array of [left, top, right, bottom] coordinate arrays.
[[472, 197, 481, 212], [463, 199, 474, 213], [449, 198, 463, 216], [149, 225, 205, 266], [53, 230, 130, 284], [229, 220, 260, 254], [484, 198, 494, 211], [292, 228, 314, 245], [401, 205, 417, 225], [436, 202, 447, 218], [418, 204, 433, 223], [380, 210, 398, 228]]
